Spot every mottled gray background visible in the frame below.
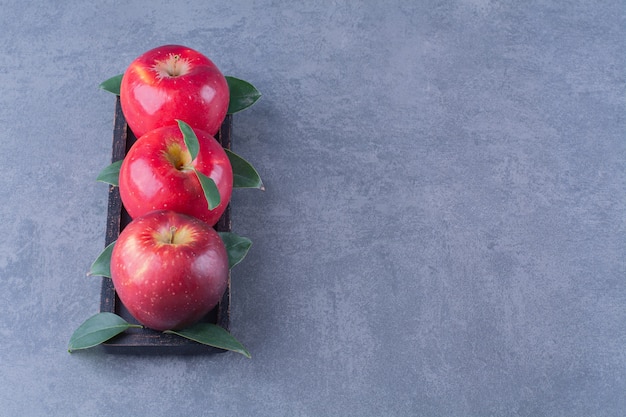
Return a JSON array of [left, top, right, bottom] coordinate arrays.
[[0, 1, 624, 416]]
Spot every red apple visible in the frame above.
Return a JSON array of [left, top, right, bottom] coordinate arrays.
[[110, 210, 229, 331], [120, 44, 229, 138], [118, 124, 233, 226]]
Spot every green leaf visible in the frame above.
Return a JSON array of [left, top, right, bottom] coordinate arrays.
[[68, 312, 141, 352], [195, 170, 220, 210], [164, 323, 251, 358], [96, 160, 122, 186], [218, 232, 252, 269], [177, 120, 200, 161], [99, 74, 123, 95], [225, 149, 264, 190], [226, 76, 261, 114], [88, 241, 115, 278]]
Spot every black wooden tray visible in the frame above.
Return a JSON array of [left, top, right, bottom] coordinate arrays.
[[99, 97, 232, 354]]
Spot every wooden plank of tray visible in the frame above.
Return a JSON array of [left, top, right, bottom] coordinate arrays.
[[99, 96, 232, 354]]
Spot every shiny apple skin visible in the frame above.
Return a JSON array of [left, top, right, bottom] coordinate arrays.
[[110, 210, 229, 331], [120, 44, 229, 138], [119, 124, 233, 226]]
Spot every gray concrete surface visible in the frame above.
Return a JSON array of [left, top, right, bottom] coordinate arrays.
[[0, 1, 624, 416]]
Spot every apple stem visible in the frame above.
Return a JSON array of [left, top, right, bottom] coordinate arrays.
[[169, 55, 181, 76], [169, 226, 177, 244]]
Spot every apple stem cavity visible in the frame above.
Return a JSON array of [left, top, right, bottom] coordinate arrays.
[[152, 53, 191, 79], [164, 142, 193, 172], [159, 225, 193, 245]]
